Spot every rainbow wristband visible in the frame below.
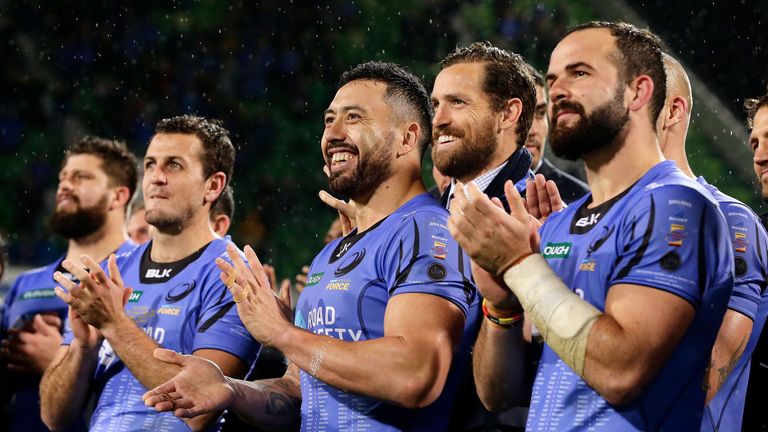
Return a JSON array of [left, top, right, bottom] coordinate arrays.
[[482, 298, 523, 328]]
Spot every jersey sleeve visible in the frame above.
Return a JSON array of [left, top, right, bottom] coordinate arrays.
[[719, 202, 768, 320], [610, 185, 731, 306], [381, 211, 476, 317], [191, 258, 260, 366], [0, 278, 20, 340]]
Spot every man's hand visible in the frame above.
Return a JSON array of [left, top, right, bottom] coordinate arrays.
[[53, 254, 133, 333], [0, 314, 62, 374], [216, 244, 294, 347], [294, 265, 310, 294], [448, 181, 535, 275], [142, 349, 235, 419], [319, 190, 356, 235], [525, 174, 565, 223]]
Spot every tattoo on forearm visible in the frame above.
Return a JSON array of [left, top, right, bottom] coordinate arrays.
[[265, 389, 301, 416]]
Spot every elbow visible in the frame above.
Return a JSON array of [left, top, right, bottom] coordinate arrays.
[[477, 386, 520, 413], [395, 369, 446, 409], [41, 410, 70, 432], [596, 372, 644, 406]]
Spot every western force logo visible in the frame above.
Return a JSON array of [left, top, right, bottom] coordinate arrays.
[[334, 249, 366, 277], [542, 242, 572, 259], [145, 268, 172, 278], [575, 213, 601, 228]]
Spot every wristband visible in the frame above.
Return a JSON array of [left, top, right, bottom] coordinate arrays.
[[482, 298, 523, 328]]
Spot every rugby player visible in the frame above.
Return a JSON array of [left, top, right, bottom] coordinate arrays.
[[1, 136, 137, 432], [126, 199, 150, 244], [451, 22, 733, 430], [40, 116, 259, 431]]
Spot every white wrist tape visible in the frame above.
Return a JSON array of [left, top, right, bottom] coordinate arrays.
[[503, 254, 601, 375]]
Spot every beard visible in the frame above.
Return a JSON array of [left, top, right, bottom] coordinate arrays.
[[432, 115, 498, 179], [48, 195, 109, 239], [145, 203, 196, 235], [549, 89, 629, 161], [327, 134, 395, 200]]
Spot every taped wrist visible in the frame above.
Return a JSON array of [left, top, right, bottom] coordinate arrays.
[[502, 254, 601, 375]]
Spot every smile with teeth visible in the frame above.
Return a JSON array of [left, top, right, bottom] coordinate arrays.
[[438, 135, 460, 144], [331, 151, 356, 166]]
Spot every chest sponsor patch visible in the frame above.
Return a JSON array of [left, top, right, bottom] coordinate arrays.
[[542, 242, 572, 259], [128, 290, 143, 303], [20, 288, 57, 300], [306, 272, 324, 287]]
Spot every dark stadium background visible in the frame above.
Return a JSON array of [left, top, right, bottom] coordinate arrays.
[[1, 0, 766, 288]]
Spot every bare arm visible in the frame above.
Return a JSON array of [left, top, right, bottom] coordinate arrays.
[[705, 309, 752, 403], [220, 243, 466, 409], [40, 305, 102, 431], [144, 351, 301, 431]]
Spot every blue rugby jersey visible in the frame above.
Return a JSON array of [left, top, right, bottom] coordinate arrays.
[[699, 178, 768, 432], [0, 240, 134, 432], [527, 161, 733, 431], [62, 237, 260, 431], [294, 193, 480, 432]]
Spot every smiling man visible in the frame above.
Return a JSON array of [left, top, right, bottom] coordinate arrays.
[[142, 62, 480, 432], [1, 136, 137, 432], [39, 116, 259, 432], [452, 22, 733, 431]]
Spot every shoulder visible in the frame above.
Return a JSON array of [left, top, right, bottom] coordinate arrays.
[[13, 260, 59, 286]]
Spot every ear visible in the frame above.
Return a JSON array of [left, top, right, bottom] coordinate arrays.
[[665, 96, 688, 128], [396, 122, 421, 157], [204, 172, 227, 205], [499, 98, 523, 132], [627, 75, 655, 113], [211, 214, 231, 236], [109, 186, 132, 211]]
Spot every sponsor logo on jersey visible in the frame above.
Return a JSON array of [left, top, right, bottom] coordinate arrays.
[[542, 242, 572, 259], [669, 211, 688, 223], [157, 306, 181, 316], [660, 251, 681, 271], [325, 279, 351, 291], [306, 272, 324, 287], [20, 288, 57, 300], [145, 268, 172, 279], [667, 223, 686, 247], [427, 263, 447, 281], [575, 213, 601, 228], [733, 231, 748, 253], [579, 260, 597, 272], [431, 240, 447, 260], [128, 290, 143, 302], [334, 249, 366, 277]]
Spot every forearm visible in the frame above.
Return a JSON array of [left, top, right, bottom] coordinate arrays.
[[40, 342, 99, 430], [276, 326, 454, 408], [472, 319, 528, 412], [229, 373, 302, 430], [706, 309, 752, 403]]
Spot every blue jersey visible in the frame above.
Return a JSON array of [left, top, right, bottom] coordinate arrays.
[[699, 178, 768, 432], [528, 161, 733, 431], [294, 194, 480, 431], [62, 237, 260, 431], [0, 241, 134, 432]]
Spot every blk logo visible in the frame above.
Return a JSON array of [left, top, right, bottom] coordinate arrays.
[[576, 213, 601, 228], [145, 268, 172, 278]]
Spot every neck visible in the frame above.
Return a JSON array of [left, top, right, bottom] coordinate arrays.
[[150, 209, 218, 263], [660, 131, 695, 179], [353, 167, 425, 232], [65, 211, 128, 264], [583, 125, 664, 206]]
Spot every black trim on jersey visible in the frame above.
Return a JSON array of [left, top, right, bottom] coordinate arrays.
[[457, 244, 474, 305], [393, 218, 420, 289], [698, 211, 707, 296], [139, 241, 211, 284], [198, 301, 235, 333], [357, 279, 381, 340], [570, 184, 634, 235], [616, 196, 656, 279], [328, 217, 387, 264]]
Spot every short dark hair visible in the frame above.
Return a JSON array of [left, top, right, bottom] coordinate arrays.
[[211, 185, 234, 221], [440, 42, 536, 148], [338, 62, 434, 155], [745, 86, 768, 128], [154, 115, 236, 187], [526, 63, 545, 89], [65, 136, 139, 200], [566, 21, 666, 127]]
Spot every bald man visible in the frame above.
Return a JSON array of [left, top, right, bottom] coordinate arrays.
[[657, 54, 768, 432]]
